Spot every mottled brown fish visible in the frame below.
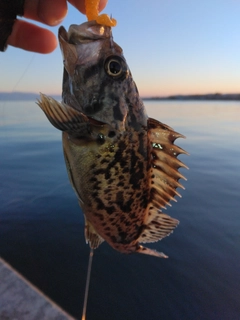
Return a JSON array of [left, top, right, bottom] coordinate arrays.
[[37, 20, 188, 258]]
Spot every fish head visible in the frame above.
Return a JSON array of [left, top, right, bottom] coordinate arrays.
[[58, 21, 147, 131]]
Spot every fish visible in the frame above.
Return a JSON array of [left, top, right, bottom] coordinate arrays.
[[37, 20, 188, 258]]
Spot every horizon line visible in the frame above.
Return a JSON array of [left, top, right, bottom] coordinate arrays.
[[1, 90, 240, 99]]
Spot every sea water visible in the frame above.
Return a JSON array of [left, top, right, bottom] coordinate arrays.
[[0, 100, 239, 320]]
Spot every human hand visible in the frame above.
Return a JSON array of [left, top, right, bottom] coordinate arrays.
[[6, 0, 107, 53]]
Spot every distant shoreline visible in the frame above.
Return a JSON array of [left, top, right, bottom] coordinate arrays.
[[142, 93, 240, 101], [0, 92, 61, 101], [1, 91, 240, 101]]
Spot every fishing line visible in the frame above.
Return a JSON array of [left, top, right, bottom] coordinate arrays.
[[1, 53, 35, 114], [82, 248, 94, 320], [0, 52, 36, 141], [12, 53, 36, 92]]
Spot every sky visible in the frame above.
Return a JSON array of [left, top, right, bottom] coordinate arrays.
[[1, 0, 240, 97]]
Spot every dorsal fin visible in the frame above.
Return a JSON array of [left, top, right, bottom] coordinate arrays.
[[139, 117, 188, 243], [147, 117, 188, 214]]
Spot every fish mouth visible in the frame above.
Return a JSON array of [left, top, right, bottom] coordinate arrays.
[[58, 21, 123, 77], [59, 20, 112, 45]]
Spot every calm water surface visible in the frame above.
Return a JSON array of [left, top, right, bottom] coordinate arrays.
[[0, 100, 240, 320]]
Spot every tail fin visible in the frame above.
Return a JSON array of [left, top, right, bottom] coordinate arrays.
[[136, 245, 168, 258]]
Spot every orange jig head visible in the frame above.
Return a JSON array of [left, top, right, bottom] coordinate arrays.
[[85, 0, 117, 27]]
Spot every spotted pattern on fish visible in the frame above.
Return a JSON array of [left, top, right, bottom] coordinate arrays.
[[37, 20, 188, 258]]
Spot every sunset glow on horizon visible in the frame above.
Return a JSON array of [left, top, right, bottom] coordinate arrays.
[[1, 1, 240, 98]]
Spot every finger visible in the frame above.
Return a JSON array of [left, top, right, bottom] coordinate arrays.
[[7, 20, 57, 53], [69, 0, 108, 14], [24, 0, 67, 26]]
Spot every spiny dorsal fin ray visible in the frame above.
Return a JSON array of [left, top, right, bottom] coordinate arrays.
[[153, 157, 187, 181], [151, 185, 178, 205], [139, 211, 179, 243], [148, 117, 187, 142], [154, 150, 189, 171], [148, 117, 188, 209], [153, 168, 185, 190]]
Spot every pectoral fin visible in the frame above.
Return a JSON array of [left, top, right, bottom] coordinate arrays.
[[37, 93, 109, 139], [37, 93, 89, 136]]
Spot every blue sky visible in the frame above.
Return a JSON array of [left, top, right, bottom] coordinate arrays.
[[1, 0, 240, 97]]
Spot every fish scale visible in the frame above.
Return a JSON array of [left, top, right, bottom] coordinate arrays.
[[37, 20, 187, 258]]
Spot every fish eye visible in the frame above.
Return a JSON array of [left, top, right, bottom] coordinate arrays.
[[109, 60, 121, 75], [104, 56, 127, 79]]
